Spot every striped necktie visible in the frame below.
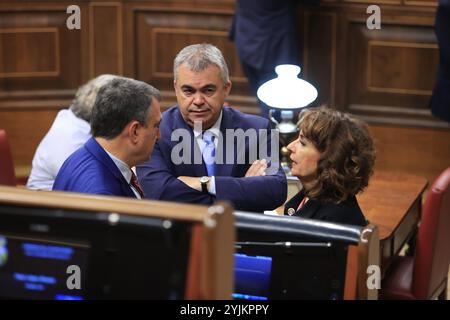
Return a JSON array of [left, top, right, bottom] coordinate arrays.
[[130, 171, 145, 199]]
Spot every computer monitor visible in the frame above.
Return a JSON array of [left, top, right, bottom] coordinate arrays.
[[233, 211, 363, 300], [0, 233, 89, 300], [0, 204, 192, 300]]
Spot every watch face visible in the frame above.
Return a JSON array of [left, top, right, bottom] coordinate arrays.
[[200, 176, 209, 183]]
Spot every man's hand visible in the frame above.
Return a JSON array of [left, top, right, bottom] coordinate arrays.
[[177, 176, 202, 192], [245, 159, 267, 177]]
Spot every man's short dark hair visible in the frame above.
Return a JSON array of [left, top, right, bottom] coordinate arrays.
[[91, 78, 161, 139]]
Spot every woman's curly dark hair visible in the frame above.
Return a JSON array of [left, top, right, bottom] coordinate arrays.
[[298, 107, 376, 203]]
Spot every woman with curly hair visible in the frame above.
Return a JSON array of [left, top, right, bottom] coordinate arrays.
[[284, 107, 375, 226]]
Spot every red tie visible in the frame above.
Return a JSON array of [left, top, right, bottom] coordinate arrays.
[[130, 171, 145, 199]]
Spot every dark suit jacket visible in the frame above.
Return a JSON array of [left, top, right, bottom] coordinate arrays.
[[53, 137, 137, 198], [229, 0, 301, 72], [284, 189, 368, 227], [136, 106, 287, 212], [430, 0, 450, 123]]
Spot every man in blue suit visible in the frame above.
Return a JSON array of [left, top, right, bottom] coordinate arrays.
[[137, 44, 287, 212], [53, 77, 162, 198]]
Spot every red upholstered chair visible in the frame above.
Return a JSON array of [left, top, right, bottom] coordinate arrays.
[[0, 129, 17, 186], [381, 167, 450, 300]]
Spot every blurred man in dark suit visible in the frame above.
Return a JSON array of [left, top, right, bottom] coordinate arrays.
[[430, 0, 450, 123], [230, 0, 316, 118]]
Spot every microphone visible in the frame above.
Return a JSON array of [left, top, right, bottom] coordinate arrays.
[[287, 208, 296, 216]]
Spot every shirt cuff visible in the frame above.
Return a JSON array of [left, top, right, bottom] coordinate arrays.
[[208, 176, 216, 195]]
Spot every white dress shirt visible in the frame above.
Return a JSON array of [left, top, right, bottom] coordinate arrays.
[[27, 109, 91, 190]]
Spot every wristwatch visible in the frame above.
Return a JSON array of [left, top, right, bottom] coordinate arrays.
[[199, 176, 210, 193]]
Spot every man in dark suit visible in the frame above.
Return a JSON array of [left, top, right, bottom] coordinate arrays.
[[53, 77, 162, 198], [137, 44, 287, 212], [430, 0, 450, 123], [229, 0, 303, 118]]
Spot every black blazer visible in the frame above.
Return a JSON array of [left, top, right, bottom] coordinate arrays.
[[284, 190, 368, 227]]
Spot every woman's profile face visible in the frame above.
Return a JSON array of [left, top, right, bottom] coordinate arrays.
[[287, 131, 321, 183]]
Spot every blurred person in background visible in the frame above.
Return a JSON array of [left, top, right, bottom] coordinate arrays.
[[27, 74, 120, 190]]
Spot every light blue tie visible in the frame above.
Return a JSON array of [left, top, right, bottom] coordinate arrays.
[[202, 131, 216, 176]]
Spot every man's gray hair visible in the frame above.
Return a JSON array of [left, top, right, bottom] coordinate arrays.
[[70, 74, 121, 122], [173, 43, 229, 84]]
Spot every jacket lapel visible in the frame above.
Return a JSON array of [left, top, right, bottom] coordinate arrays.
[[296, 198, 321, 219], [284, 189, 321, 219], [215, 107, 235, 177], [284, 191, 303, 215], [172, 109, 207, 177]]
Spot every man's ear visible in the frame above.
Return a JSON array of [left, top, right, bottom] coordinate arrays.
[[127, 120, 140, 144], [224, 80, 232, 95]]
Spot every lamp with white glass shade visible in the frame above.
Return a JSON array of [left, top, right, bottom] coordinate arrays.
[[257, 64, 318, 109], [256, 64, 318, 175]]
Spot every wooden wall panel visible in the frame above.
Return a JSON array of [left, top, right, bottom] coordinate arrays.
[[0, 28, 59, 78], [129, 6, 253, 110], [368, 42, 438, 95], [0, 1, 89, 181], [346, 21, 442, 127], [301, 11, 337, 107], [89, 2, 123, 76], [0, 109, 60, 175], [0, 4, 85, 98], [404, 0, 437, 6]]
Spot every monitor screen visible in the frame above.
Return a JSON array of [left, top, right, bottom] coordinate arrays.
[[233, 253, 271, 300], [0, 234, 88, 300], [0, 205, 192, 300], [233, 241, 348, 300]]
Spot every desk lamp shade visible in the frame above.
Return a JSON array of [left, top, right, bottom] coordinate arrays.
[[257, 64, 318, 109]]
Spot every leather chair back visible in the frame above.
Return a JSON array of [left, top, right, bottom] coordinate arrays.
[[413, 167, 450, 298], [0, 130, 16, 186]]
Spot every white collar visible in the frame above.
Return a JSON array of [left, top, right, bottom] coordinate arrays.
[[104, 149, 132, 184], [193, 110, 223, 139]]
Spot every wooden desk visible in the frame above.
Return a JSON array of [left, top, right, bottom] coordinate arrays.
[[357, 171, 428, 274]]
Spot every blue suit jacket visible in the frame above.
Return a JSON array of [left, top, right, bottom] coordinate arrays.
[[136, 106, 287, 212], [53, 137, 137, 198]]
